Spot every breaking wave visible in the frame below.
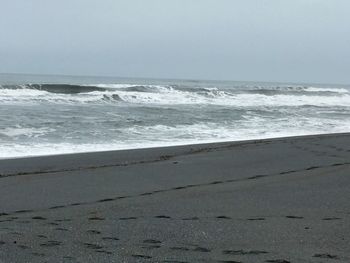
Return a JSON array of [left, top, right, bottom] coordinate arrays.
[[0, 83, 349, 107], [1, 80, 349, 158]]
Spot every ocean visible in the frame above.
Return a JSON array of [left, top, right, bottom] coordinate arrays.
[[0, 73, 349, 158]]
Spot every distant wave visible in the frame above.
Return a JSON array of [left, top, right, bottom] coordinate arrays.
[[1, 83, 348, 94], [0, 83, 349, 107], [242, 86, 349, 95], [1, 84, 108, 94]]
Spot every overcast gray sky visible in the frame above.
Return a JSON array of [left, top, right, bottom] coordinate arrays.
[[0, 0, 349, 84]]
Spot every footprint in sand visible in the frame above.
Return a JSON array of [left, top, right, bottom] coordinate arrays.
[[217, 261, 242, 263], [47, 222, 60, 226], [173, 186, 187, 190], [49, 205, 65, 209], [97, 198, 115, 203], [216, 216, 231, 219], [88, 216, 105, 221], [155, 215, 171, 219], [223, 249, 268, 255], [140, 192, 153, 196], [322, 217, 341, 221], [266, 260, 291, 263], [55, 219, 71, 222], [142, 244, 161, 249], [143, 239, 162, 244], [40, 240, 62, 247], [193, 246, 211, 252], [248, 175, 267, 179], [210, 181, 224, 185], [285, 215, 303, 219], [313, 253, 339, 260], [83, 243, 103, 250], [69, 203, 82, 206], [32, 216, 46, 220], [247, 217, 265, 221], [102, 237, 119, 241], [14, 210, 33, 214], [132, 254, 152, 259], [87, 230, 101, 235]]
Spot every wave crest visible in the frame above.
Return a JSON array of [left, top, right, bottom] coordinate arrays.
[[0, 83, 349, 107]]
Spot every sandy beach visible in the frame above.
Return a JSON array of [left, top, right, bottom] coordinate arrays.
[[0, 133, 349, 263]]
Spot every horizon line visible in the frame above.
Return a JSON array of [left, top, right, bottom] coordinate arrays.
[[0, 71, 349, 87]]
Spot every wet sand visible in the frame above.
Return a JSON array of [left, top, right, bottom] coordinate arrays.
[[0, 133, 350, 263]]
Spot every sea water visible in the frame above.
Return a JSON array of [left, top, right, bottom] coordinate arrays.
[[1, 73, 349, 158]]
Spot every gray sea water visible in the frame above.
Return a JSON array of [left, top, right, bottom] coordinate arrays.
[[1, 73, 349, 158]]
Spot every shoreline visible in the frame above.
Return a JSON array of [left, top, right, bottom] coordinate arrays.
[[0, 132, 349, 262], [1, 132, 350, 161], [1, 132, 349, 178]]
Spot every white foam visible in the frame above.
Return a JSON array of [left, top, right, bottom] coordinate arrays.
[[304, 87, 349, 93], [102, 90, 350, 107], [1, 83, 350, 158], [0, 126, 54, 138], [1, 85, 350, 107], [1, 117, 349, 158]]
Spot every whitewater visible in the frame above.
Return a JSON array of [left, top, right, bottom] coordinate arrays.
[[0, 74, 349, 158]]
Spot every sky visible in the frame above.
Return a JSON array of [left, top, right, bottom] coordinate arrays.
[[0, 0, 350, 84]]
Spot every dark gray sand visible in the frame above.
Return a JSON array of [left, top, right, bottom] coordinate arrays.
[[0, 133, 350, 263]]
